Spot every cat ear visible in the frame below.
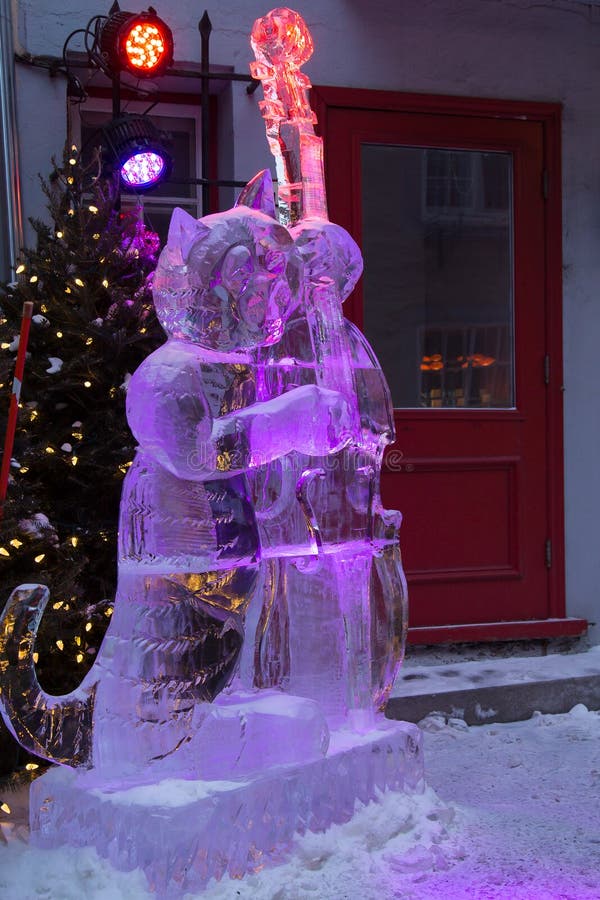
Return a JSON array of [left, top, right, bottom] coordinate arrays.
[[236, 170, 276, 219], [167, 207, 210, 260]]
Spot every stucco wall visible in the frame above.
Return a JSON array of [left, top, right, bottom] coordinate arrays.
[[11, 0, 600, 637]]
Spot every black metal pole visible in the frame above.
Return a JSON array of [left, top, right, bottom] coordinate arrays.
[[112, 70, 121, 210], [199, 12, 212, 215]]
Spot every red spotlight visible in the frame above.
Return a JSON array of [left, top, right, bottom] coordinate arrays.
[[100, 7, 173, 78]]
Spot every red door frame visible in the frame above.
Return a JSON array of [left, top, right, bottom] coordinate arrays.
[[312, 86, 585, 643]]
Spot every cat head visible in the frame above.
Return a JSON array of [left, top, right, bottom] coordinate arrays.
[[153, 171, 302, 352]]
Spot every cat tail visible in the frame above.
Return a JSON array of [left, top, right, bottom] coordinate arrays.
[[0, 584, 97, 767]]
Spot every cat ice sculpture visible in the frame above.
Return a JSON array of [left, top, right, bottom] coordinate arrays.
[[0, 7, 408, 780], [0, 190, 353, 775]]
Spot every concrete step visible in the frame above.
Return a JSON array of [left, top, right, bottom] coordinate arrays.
[[386, 645, 600, 725]]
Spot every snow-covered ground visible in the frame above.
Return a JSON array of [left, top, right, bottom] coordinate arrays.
[[1, 705, 599, 899]]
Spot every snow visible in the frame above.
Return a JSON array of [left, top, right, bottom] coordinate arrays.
[[2, 706, 600, 899], [393, 643, 600, 698]]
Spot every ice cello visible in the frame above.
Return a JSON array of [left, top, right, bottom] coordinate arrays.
[[247, 6, 407, 722]]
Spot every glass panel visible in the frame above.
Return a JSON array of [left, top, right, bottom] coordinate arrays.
[[361, 145, 514, 409]]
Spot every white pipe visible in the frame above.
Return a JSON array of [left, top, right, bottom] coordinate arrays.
[[0, 0, 23, 276]]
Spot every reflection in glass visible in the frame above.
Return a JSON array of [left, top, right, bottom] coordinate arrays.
[[361, 146, 514, 408]]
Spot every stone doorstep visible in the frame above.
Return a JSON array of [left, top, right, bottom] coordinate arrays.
[[386, 647, 600, 726]]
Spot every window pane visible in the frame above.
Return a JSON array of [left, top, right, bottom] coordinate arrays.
[[361, 145, 514, 409]]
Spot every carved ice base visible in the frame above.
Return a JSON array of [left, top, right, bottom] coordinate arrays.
[[30, 719, 424, 897]]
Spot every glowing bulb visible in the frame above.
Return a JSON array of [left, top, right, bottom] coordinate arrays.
[[69, 158, 76, 165], [93, 233, 100, 240], [45, 446, 55, 453], [29, 275, 38, 283], [56, 231, 63, 239], [68, 209, 74, 217], [9, 539, 23, 549], [71, 144, 77, 152], [105, 606, 114, 617], [1, 342, 10, 350], [19, 466, 29, 474], [65, 287, 71, 294], [102, 279, 109, 288], [34, 553, 45, 563], [88, 205, 98, 214], [15, 264, 25, 274], [0, 547, 9, 557], [56, 331, 63, 338], [85, 337, 93, 346], [67, 177, 74, 185], [76, 653, 84, 663], [56, 640, 64, 651], [84, 381, 91, 388], [71, 456, 78, 466], [70, 536, 79, 547], [33, 652, 39, 663], [74, 278, 84, 287], [52, 601, 63, 609], [75, 636, 81, 646], [1, 803, 11, 815], [85, 622, 92, 632], [25, 763, 39, 771]]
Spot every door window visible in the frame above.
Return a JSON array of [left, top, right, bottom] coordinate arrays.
[[361, 145, 514, 409]]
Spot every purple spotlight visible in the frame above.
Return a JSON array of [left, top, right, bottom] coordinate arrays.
[[121, 151, 167, 189]]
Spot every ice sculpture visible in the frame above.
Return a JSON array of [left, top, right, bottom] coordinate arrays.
[[0, 7, 416, 893]]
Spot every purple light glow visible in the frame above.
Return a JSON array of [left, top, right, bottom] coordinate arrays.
[[121, 151, 166, 189]]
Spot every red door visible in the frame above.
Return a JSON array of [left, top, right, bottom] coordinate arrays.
[[314, 88, 583, 644]]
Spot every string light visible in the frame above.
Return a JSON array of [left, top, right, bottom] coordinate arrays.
[[67, 177, 74, 185], [9, 539, 23, 548], [76, 653, 84, 663], [19, 466, 29, 474], [88, 205, 98, 214], [33, 652, 39, 663], [25, 763, 39, 771], [71, 456, 78, 466], [71, 144, 77, 152], [52, 601, 63, 609], [85, 337, 93, 346], [1, 342, 10, 350], [93, 233, 100, 240], [74, 278, 84, 287], [69, 158, 76, 166], [68, 209, 74, 217], [102, 279, 109, 288], [56, 640, 64, 651], [1, 803, 11, 815], [56, 331, 63, 338], [85, 622, 92, 632], [83, 381, 91, 388], [65, 287, 71, 294], [41, 304, 48, 312], [45, 446, 55, 453], [29, 275, 38, 284], [56, 231, 63, 238], [74, 636, 82, 646], [105, 606, 114, 617], [0, 547, 9, 557], [30, 410, 38, 421], [34, 553, 45, 563], [15, 264, 25, 274], [72, 431, 83, 440], [70, 536, 79, 547]]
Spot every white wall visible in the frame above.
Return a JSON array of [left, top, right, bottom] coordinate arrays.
[[12, 0, 600, 637]]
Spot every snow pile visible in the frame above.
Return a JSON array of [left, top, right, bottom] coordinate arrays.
[[1, 705, 599, 898]]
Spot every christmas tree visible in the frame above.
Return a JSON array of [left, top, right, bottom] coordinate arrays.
[[0, 145, 164, 723]]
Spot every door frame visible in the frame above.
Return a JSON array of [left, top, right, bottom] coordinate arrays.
[[312, 86, 581, 643]]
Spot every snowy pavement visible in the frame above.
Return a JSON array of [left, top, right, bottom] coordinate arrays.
[[1, 705, 600, 899]]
